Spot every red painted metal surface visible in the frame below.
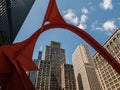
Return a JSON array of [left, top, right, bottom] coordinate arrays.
[[0, 0, 120, 89]]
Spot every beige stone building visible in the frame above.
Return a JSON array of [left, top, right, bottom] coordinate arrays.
[[61, 64, 76, 90], [92, 29, 120, 90], [72, 44, 102, 90]]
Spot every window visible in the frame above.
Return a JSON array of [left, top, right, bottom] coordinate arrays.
[[118, 77, 120, 80], [106, 84, 109, 87], [117, 34, 120, 38], [117, 88, 120, 90], [107, 45, 112, 52], [114, 79, 117, 83], [112, 76, 116, 79], [111, 86, 115, 89], [110, 82, 113, 85], [113, 38, 117, 42], [115, 83, 119, 87]]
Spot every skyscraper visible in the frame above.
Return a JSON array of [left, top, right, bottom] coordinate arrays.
[[61, 64, 76, 90], [29, 51, 42, 85], [92, 28, 120, 90], [44, 41, 66, 90], [35, 60, 51, 90], [72, 44, 102, 90], [32, 41, 77, 90], [31, 51, 51, 90], [0, 0, 35, 45]]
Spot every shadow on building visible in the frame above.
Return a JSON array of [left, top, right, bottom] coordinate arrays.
[[77, 73, 83, 90]]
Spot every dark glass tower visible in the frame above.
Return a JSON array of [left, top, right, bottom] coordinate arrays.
[[0, 0, 35, 45]]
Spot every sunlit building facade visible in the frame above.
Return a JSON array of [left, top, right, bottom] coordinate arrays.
[[93, 29, 120, 90], [0, 0, 35, 45], [61, 64, 76, 90], [72, 44, 102, 90]]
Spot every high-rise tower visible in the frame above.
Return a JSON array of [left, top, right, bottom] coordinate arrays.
[[0, 0, 35, 45], [35, 60, 51, 90], [29, 51, 42, 85], [93, 29, 120, 90], [61, 64, 76, 90], [72, 44, 102, 90], [33, 41, 77, 90], [44, 41, 66, 90]]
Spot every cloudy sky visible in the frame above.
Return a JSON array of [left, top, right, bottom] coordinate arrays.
[[14, 0, 120, 64]]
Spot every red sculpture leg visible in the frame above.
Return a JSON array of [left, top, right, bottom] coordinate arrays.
[[0, 29, 43, 89], [0, 73, 11, 90], [6, 68, 25, 90], [6, 61, 35, 90], [0, 49, 12, 73], [0, 51, 35, 90]]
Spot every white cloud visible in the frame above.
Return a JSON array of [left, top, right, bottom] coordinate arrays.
[[71, 17, 79, 25], [64, 9, 79, 25], [99, 0, 113, 10], [91, 20, 116, 36], [80, 15, 88, 23], [81, 8, 89, 14], [77, 15, 88, 30], [103, 20, 116, 31], [78, 23, 87, 30], [63, 9, 88, 30]]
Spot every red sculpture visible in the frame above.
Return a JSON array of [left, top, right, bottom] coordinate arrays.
[[0, 0, 120, 89]]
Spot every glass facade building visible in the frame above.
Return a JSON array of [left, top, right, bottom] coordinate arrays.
[[0, 0, 35, 45]]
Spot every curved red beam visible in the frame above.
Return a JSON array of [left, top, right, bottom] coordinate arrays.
[[0, 0, 120, 89]]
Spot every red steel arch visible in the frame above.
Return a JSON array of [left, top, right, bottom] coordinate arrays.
[[0, 0, 120, 89]]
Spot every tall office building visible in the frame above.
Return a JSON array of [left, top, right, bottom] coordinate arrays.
[[35, 60, 51, 90], [29, 51, 42, 85], [93, 29, 120, 90], [72, 44, 102, 90], [0, 0, 35, 45], [44, 41, 66, 90], [31, 51, 51, 90], [61, 64, 76, 90]]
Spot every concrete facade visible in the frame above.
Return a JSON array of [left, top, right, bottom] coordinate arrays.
[[61, 64, 76, 90], [93, 29, 120, 90], [72, 44, 102, 90]]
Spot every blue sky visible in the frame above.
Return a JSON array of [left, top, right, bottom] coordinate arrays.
[[14, 0, 120, 64]]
